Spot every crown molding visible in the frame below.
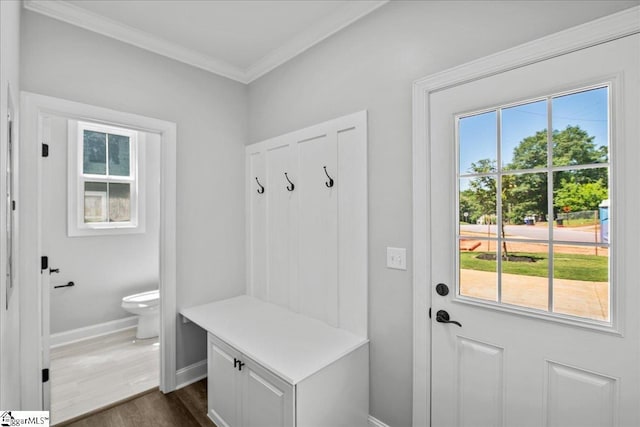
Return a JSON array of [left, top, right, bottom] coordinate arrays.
[[23, 0, 249, 83], [244, 0, 389, 82], [413, 5, 640, 91], [23, 0, 389, 85]]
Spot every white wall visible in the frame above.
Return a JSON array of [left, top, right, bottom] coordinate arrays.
[[247, 1, 640, 425], [17, 0, 640, 423], [44, 116, 160, 335], [0, 0, 21, 410], [20, 10, 248, 369]]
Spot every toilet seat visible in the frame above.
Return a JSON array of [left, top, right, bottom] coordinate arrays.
[[121, 289, 160, 339], [122, 289, 159, 309]]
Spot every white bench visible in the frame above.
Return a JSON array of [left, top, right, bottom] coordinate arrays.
[[181, 295, 369, 427]]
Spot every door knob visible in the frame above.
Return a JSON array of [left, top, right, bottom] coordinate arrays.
[[435, 310, 462, 327], [49, 267, 60, 274], [435, 283, 449, 296]]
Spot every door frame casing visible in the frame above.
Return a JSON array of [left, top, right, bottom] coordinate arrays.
[[411, 7, 640, 426], [19, 92, 178, 409]]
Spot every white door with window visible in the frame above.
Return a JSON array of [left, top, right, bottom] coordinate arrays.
[[424, 33, 639, 426]]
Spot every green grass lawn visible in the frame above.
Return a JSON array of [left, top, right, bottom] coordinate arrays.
[[556, 218, 598, 227], [460, 251, 608, 282]]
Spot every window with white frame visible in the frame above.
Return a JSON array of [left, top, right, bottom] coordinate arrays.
[[68, 121, 145, 236], [456, 85, 610, 323]]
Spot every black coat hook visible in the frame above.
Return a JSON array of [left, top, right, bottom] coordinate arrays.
[[284, 172, 295, 191], [255, 177, 265, 194], [323, 166, 334, 188]]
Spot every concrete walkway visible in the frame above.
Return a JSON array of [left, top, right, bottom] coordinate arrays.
[[460, 269, 608, 321]]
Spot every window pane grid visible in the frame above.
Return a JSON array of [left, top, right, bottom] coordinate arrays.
[[457, 85, 610, 323], [82, 135, 131, 178], [82, 180, 132, 224], [78, 122, 136, 229]]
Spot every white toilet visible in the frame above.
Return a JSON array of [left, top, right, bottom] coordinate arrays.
[[121, 289, 160, 339]]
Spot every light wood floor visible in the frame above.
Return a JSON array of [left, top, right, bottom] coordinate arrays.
[[59, 379, 213, 427], [50, 328, 159, 425]]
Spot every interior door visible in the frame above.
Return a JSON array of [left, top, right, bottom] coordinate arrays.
[[430, 34, 639, 426]]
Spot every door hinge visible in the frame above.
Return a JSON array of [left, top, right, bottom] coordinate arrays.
[[41, 256, 48, 271], [42, 143, 49, 157], [11, 200, 15, 211], [42, 368, 49, 383], [429, 307, 432, 318]]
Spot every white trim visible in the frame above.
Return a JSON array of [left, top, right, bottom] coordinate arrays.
[[368, 415, 391, 427], [175, 359, 208, 390], [19, 92, 178, 409], [49, 316, 137, 348], [22, 0, 388, 84], [22, 0, 245, 83], [411, 6, 640, 426], [413, 6, 640, 92], [244, 1, 388, 82]]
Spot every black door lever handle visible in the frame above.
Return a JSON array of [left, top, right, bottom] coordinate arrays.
[[436, 310, 462, 327], [54, 281, 75, 289]]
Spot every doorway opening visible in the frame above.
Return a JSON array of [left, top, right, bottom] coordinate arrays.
[[19, 92, 177, 413], [42, 115, 161, 424]]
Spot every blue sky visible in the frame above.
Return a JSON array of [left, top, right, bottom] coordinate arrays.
[[459, 86, 609, 175]]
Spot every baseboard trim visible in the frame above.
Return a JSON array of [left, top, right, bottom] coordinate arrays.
[[50, 316, 138, 348], [368, 415, 391, 427], [176, 359, 208, 389]]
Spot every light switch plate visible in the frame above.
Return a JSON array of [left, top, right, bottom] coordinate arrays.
[[387, 247, 407, 270]]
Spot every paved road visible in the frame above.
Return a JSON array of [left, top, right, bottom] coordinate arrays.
[[460, 224, 602, 243]]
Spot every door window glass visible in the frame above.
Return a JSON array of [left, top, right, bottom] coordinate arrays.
[[457, 86, 610, 322]]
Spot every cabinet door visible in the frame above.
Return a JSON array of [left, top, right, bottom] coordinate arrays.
[[208, 335, 241, 427], [242, 358, 294, 427]]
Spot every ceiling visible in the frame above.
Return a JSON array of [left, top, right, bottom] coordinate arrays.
[[23, 0, 388, 83]]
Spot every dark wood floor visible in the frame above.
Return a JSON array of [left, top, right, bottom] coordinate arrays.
[[57, 379, 214, 427]]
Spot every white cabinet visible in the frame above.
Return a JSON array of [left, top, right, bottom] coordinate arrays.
[[182, 296, 369, 427], [208, 334, 293, 427]]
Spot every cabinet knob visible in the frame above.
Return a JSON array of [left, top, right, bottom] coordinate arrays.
[[233, 357, 245, 371]]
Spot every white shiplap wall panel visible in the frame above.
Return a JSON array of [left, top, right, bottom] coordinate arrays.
[[246, 111, 367, 338], [265, 144, 293, 310], [337, 122, 368, 338], [247, 150, 267, 300], [297, 133, 338, 327]]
